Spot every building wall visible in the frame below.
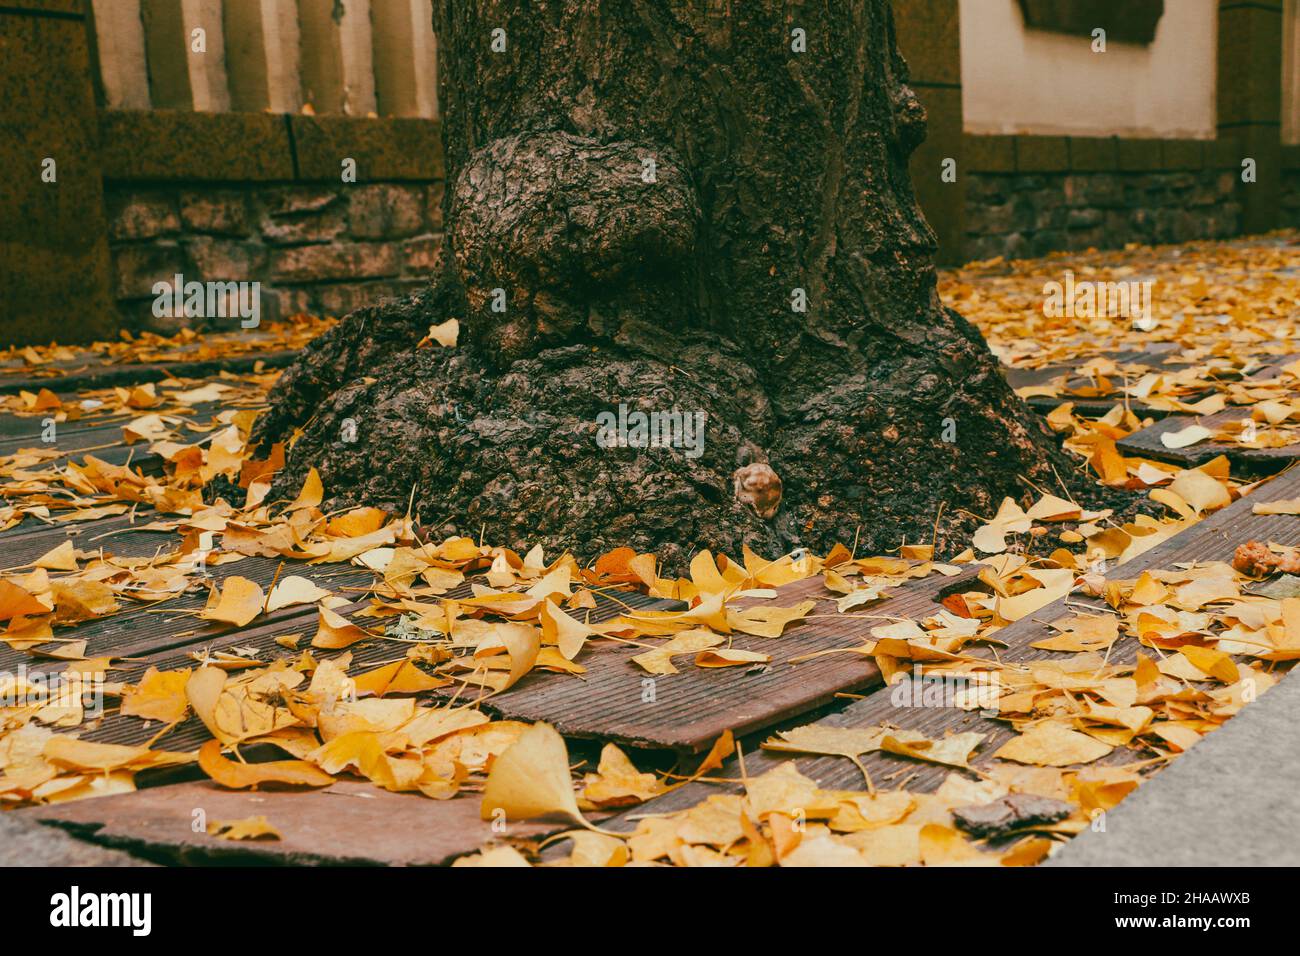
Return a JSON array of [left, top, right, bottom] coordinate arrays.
[[95, 110, 446, 334], [1284, 0, 1300, 144], [105, 180, 444, 333], [965, 168, 1240, 262], [960, 0, 1218, 138]]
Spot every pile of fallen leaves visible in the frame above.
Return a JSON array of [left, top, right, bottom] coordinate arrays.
[[950, 232, 1300, 455], [2, 236, 1300, 864]]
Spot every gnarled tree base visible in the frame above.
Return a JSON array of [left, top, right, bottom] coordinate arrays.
[[253, 288, 1118, 571]]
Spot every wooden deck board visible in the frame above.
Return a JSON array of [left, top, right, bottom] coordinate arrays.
[[584, 465, 1300, 836]]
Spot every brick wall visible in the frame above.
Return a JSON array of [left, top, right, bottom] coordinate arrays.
[[105, 180, 445, 333], [964, 168, 1241, 262]]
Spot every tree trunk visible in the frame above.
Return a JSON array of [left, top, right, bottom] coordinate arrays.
[[255, 0, 1081, 569]]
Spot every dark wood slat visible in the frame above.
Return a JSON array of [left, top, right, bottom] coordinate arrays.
[[21, 780, 559, 866], [1116, 407, 1300, 473], [0, 400, 227, 451], [588, 465, 1300, 835], [1008, 344, 1209, 419], [0, 351, 296, 396], [76, 584, 681, 752], [444, 569, 977, 754]]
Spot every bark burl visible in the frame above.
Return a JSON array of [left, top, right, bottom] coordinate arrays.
[[255, 0, 1081, 569]]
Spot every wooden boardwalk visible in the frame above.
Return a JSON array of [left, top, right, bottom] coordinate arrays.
[[5, 341, 1299, 864]]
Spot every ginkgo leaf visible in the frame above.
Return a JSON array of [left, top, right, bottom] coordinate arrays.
[[199, 576, 265, 628], [1169, 468, 1230, 514], [287, 467, 324, 512], [186, 666, 236, 743], [880, 731, 984, 770], [554, 830, 629, 867], [1252, 498, 1300, 515], [480, 722, 602, 832], [469, 623, 540, 691], [727, 600, 815, 637], [1025, 494, 1081, 522], [207, 816, 282, 841], [993, 721, 1113, 767], [581, 743, 665, 807], [265, 575, 331, 612], [1179, 645, 1238, 683], [452, 845, 532, 867], [0, 580, 50, 621], [198, 740, 334, 789], [424, 318, 459, 348], [121, 667, 191, 724], [763, 724, 886, 791], [52, 580, 118, 622], [1161, 424, 1212, 449], [694, 648, 770, 668], [630, 629, 724, 675], [34, 541, 79, 571], [311, 606, 374, 649], [351, 659, 447, 696], [540, 598, 597, 660], [972, 498, 1031, 554], [1031, 614, 1119, 653]]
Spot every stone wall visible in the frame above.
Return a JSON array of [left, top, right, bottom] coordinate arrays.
[[963, 169, 1241, 262], [105, 180, 445, 334]]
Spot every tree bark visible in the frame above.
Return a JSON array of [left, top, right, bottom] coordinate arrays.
[[255, 0, 1083, 569]]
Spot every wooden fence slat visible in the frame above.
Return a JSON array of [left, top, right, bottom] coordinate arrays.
[[371, 0, 437, 118], [90, 0, 152, 110], [223, 0, 302, 113], [299, 0, 377, 116], [140, 0, 231, 112]]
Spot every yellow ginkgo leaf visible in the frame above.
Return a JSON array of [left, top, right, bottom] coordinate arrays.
[[540, 598, 598, 661], [727, 600, 816, 638], [199, 576, 265, 628], [121, 666, 192, 724], [198, 740, 335, 790], [265, 575, 331, 613], [287, 467, 324, 512], [993, 721, 1113, 767], [207, 816, 281, 841], [480, 721, 602, 832], [311, 606, 375, 649]]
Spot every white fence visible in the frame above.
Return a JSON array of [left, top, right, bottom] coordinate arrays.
[[90, 0, 439, 118]]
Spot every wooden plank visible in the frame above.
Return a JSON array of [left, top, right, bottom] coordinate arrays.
[[22, 780, 557, 866], [1116, 407, 1300, 473], [0, 350, 296, 396], [298, 0, 376, 116], [73, 580, 682, 752], [370, 0, 437, 118], [1007, 344, 1208, 419], [586, 464, 1300, 837], [89, 0, 152, 110], [444, 569, 977, 754], [0, 550, 375, 678]]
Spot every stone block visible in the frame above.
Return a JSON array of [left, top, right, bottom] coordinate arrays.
[[107, 191, 181, 240], [348, 184, 426, 239], [270, 242, 402, 283], [112, 241, 184, 300], [183, 237, 267, 281], [180, 191, 253, 237]]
